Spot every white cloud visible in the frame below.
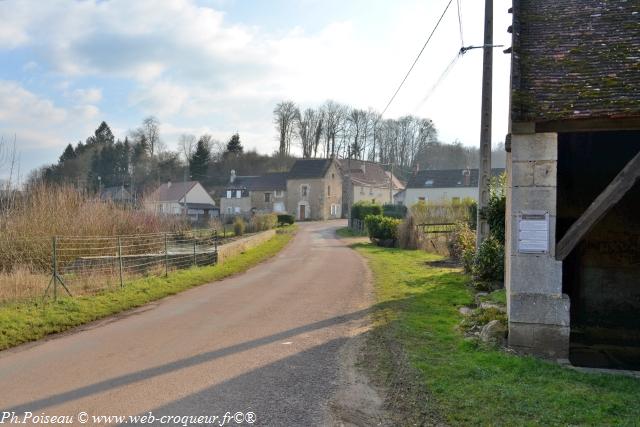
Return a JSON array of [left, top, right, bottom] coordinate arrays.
[[0, 0, 513, 164]]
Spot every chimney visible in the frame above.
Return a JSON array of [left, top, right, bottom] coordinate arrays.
[[462, 168, 471, 186], [230, 169, 236, 184]]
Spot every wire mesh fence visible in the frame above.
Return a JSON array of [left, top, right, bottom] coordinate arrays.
[[0, 228, 221, 303]]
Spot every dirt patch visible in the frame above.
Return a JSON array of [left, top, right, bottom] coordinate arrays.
[[361, 323, 447, 427], [425, 259, 460, 268]]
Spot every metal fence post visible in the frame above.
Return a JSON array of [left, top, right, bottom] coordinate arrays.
[[164, 233, 169, 277], [193, 235, 197, 267], [44, 236, 71, 300], [117, 236, 124, 288], [214, 229, 218, 265]]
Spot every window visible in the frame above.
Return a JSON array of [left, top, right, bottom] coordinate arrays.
[[226, 190, 232, 199], [275, 190, 283, 198], [419, 197, 426, 201], [301, 185, 308, 197], [425, 180, 434, 187], [327, 185, 331, 196], [236, 190, 242, 198], [234, 207, 241, 213], [332, 173, 335, 179], [264, 192, 271, 202], [227, 207, 232, 214]]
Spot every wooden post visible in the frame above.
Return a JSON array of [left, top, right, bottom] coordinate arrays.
[[477, 0, 493, 244], [193, 236, 197, 267], [556, 149, 640, 260], [164, 233, 169, 277]]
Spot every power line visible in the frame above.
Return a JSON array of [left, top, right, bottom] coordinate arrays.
[[413, 50, 461, 113], [456, 0, 464, 46], [380, 0, 454, 117]]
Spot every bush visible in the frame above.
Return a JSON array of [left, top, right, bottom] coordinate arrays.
[[250, 213, 277, 232], [277, 214, 294, 226], [449, 221, 476, 273], [472, 235, 504, 288], [364, 214, 401, 246], [233, 217, 245, 236], [480, 173, 506, 243], [351, 201, 382, 221], [382, 203, 407, 219]]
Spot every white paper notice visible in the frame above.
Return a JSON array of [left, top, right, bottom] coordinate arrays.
[[518, 213, 549, 253]]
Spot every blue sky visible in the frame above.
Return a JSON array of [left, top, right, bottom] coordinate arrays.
[[0, 0, 512, 181]]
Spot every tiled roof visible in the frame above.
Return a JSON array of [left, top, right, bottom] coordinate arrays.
[[149, 181, 198, 202], [288, 158, 334, 179], [511, 0, 640, 122], [407, 168, 505, 189], [232, 172, 288, 191], [337, 159, 404, 189]]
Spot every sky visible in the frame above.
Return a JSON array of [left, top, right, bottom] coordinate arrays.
[[0, 0, 513, 181]]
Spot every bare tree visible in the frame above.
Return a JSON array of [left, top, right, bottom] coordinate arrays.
[[321, 100, 345, 158], [178, 134, 196, 163], [142, 116, 160, 156], [273, 101, 299, 156]]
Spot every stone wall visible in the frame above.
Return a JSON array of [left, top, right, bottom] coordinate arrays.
[[217, 229, 276, 264], [506, 129, 570, 359]]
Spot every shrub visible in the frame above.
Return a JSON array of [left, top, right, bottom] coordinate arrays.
[[382, 203, 407, 219], [277, 214, 295, 226], [480, 173, 506, 243], [250, 213, 277, 232], [472, 235, 504, 288], [449, 221, 476, 273], [233, 217, 245, 236], [364, 214, 401, 246], [351, 201, 382, 221]]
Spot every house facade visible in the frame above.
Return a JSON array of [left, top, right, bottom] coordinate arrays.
[[505, 0, 640, 368], [286, 158, 342, 220], [338, 159, 404, 217], [219, 170, 287, 215], [146, 181, 216, 221], [400, 168, 504, 206]]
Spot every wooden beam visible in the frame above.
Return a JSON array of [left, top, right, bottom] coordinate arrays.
[[536, 117, 640, 133], [556, 149, 640, 260]]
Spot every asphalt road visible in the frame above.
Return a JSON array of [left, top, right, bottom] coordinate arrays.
[[0, 221, 372, 426]]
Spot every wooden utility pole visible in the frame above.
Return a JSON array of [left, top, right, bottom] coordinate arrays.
[[477, 0, 493, 244]]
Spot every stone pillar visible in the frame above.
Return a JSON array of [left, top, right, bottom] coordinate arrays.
[[506, 130, 570, 359]]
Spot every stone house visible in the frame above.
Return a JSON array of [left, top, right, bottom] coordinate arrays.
[[338, 159, 404, 217], [219, 170, 288, 215], [146, 181, 216, 221], [286, 158, 343, 220], [400, 168, 504, 207], [505, 0, 640, 368]]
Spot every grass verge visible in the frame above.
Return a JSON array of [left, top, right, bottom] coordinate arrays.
[[352, 242, 640, 426], [0, 228, 295, 351]]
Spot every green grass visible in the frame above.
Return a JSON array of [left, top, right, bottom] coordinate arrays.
[[0, 228, 295, 351], [354, 243, 640, 426]]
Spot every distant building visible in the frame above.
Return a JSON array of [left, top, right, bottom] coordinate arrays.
[[338, 159, 404, 217], [146, 181, 216, 221], [400, 168, 504, 206], [100, 186, 134, 205], [219, 170, 288, 215], [286, 158, 342, 220]]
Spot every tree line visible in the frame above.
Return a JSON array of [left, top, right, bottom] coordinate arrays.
[[274, 99, 505, 176]]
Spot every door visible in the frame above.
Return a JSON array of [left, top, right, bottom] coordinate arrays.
[[299, 204, 306, 220]]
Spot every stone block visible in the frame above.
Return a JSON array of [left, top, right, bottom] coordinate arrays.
[[508, 293, 570, 326], [511, 186, 557, 214], [533, 161, 557, 187], [511, 133, 558, 162], [512, 161, 535, 187], [509, 322, 570, 359], [508, 254, 562, 293]]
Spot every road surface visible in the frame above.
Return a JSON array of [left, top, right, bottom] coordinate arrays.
[[0, 221, 373, 426]]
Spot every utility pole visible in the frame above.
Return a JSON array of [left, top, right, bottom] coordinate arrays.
[[477, 0, 493, 244]]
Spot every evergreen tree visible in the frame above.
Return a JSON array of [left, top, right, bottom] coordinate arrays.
[[94, 121, 115, 145], [59, 144, 76, 163], [190, 139, 211, 180], [226, 133, 243, 155]]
